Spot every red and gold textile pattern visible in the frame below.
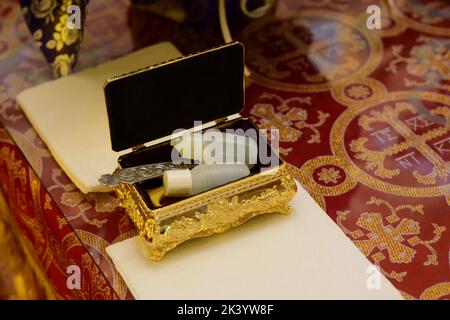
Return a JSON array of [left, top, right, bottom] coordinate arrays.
[[0, 0, 449, 299], [0, 127, 128, 299], [240, 0, 450, 300], [0, 181, 49, 299], [0, 0, 135, 299]]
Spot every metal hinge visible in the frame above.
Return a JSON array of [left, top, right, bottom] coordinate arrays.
[[132, 144, 146, 152]]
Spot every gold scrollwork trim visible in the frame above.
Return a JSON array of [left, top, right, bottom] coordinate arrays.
[[116, 164, 297, 260], [149, 175, 296, 260], [155, 165, 289, 220], [331, 77, 387, 107]]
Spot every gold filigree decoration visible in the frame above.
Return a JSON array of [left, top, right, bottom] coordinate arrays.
[[386, 37, 450, 91], [350, 102, 450, 184], [331, 91, 450, 199], [250, 93, 329, 146], [0, 192, 47, 299], [75, 230, 131, 299], [56, 216, 67, 230], [350, 137, 400, 179], [27, 171, 69, 274], [337, 197, 445, 282], [116, 185, 147, 236], [70, 253, 117, 300], [44, 193, 52, 210], [293, 156, 357, 201], [317, 167, 341, 184], [346, 84, 371, 100], [153, 177, 295, 260], [117, 164, 297, 260], [0, 146, 27, 199], [331, 77, 386, 107]]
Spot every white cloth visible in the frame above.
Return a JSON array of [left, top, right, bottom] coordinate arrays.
[[17, 42, 182, 193], [106, 182, 402, 300]]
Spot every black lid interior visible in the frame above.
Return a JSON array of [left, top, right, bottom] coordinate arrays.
[[104, 42, 245, 151]]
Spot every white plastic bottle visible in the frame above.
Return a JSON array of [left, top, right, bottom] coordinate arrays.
[[163, 164, 250, 197], [171, 132, 258, 165]]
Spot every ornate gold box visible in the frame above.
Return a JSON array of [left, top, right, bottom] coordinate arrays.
[[103, 42, 297, 260]]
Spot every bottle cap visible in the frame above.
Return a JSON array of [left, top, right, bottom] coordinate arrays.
[[163, 169, 192, 197]]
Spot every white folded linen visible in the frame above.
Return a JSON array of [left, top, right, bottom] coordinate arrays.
[[17, 42, 182, 193], [106, 181, 402, 300]]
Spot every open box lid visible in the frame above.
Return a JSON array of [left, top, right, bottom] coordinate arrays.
[[104, 42, 245, 152]]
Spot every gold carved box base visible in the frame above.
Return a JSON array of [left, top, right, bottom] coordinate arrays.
[[116, 164, 297, 260]]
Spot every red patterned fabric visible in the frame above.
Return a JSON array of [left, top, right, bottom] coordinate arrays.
[[0, 0, 449, 299], [240, 0, 450, 300], [0, 0, 135, 299], [0, 127, 129, 299]]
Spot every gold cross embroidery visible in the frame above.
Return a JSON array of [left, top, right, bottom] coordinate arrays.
[[350, 101, 450, 184], [336, 197, 445, 281]]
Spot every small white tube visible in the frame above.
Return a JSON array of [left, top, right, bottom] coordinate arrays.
[[163, 169, 192, 196], [163, 164, 251, 197]]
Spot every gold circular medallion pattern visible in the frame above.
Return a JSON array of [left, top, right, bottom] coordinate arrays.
[[331, 91, 450, 198], [241, 10, 383, 92]]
